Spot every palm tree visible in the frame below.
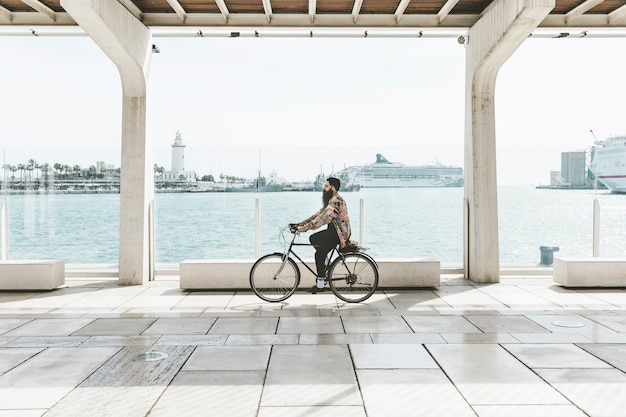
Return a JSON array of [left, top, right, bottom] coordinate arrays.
[[17, 164, 25, 182], [54, 163, 64, 179], [73, 165, 81, 180], [27, 159, 37, 181]]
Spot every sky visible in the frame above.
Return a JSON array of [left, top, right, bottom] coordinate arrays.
[[1, 30, 626, 185]]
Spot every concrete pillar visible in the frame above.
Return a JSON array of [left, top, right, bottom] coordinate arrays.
[[464, 0, 553, 282], [61, 0, 154, 285]]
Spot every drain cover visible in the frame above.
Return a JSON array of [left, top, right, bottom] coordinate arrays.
[[135, 352, 169, 362], [552, 320, 584, 328]]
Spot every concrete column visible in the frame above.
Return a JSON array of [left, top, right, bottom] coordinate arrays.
[[61, 0, 154, 285], [464, 0, 553, 282]]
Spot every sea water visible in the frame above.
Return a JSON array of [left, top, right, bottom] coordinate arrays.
[[2, 186, 625, 264]]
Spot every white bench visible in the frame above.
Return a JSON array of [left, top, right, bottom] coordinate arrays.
[[0, 260, 65, 290], [553, 257, 626, 287], [180, 258, 440, 290]]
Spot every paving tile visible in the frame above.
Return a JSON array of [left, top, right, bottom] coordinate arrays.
[[184, 345, 270, 371], [0, 347, 120, 409], [526, 314, 618, 342], [225, 334, 298, 345], [510, 333, 593, 344], [537, 368, 626, 417], [299, 333, 372, 345], [584, 314, 626, 332], [358, 369, 475, 417], [44, 386, 165, 417], [370, 333, 446, 344], [434, 286, 507, 309], [262, 345, 361, 407], [72, 318, 157, 336], [0, 318, 32, 335], [502, 344, 613, 369], [577, 343, 626, 372], [350, 344, 438, 369], [427, 344, 568, 405], [149, 370, 265, 417], [465, 315, 550, 333], [277, 316, 344, 334], [261, 308, 321, 317], [157, 335, 227, 346], [258, 406, 366, 417], [141, 317, 216, 335], [4, 336, 89, 348], [0, 348, 43, 375], [441, 332, 519, 344], [473, 405, 587, 417], [80, 335, 160, 347], [403, 315, 481, 333], [3, 319, 94, 337], [80, 345, 194, 387], [319, 308, 380, 317], [342, 316, 412, 333], [0, 336, 16, 346], [0, 410, 47, 417], [209, 317, 278, 335]]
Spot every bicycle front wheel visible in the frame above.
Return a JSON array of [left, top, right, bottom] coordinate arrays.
[[250, 253, 300, 302], [328, 253, 379, 303]]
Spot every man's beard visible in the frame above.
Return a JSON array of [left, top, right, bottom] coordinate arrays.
[[322, 189, 334, 207]]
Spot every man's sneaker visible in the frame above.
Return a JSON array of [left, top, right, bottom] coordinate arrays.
[[307, 285, 326, 294]]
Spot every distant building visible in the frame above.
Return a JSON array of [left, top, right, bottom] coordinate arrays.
[[550, 171, 562, 186], [561, 151, 586, 187], [163, 131, 196, 183]]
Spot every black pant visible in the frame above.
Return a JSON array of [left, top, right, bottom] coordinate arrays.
[[309, 225, 340, 278]]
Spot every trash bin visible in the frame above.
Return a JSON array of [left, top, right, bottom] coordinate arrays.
[[539, 246, 559, 266]]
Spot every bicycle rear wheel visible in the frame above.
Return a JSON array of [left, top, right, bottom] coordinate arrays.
[[250, 253, 300, 302], [328, 253, 378, 303]]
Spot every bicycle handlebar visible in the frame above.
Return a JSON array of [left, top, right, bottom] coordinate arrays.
[[288, 223, 298, 234]]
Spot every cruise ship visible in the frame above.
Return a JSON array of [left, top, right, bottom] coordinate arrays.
[[335, 154, 463, 188], [589, 135, 626, 193]]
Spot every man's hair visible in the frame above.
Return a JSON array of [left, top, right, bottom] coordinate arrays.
[[327, 177, 341, 191]]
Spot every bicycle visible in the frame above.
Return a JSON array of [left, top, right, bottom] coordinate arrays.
[[249, 225, 379, 303]]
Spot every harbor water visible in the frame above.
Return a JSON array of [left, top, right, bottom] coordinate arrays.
[[2, 186, 625, 265]]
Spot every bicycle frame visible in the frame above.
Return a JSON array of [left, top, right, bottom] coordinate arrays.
[[281, 230, 377, 281], [281, 230, 336, 278]]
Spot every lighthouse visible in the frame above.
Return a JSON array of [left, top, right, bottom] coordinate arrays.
[[162, 130, 196, 184], [171, 130, 186, 172]]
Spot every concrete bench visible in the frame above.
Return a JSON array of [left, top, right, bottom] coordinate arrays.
[[553, 257, 626, 287], [0, 260, 65, 290], [180, 258, 440, 290]]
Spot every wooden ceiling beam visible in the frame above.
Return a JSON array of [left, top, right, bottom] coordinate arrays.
[[165, 0, 187, 23], [118, 0, 143, 20], [351, 0, 363, 23], [0, 5, 13, 22], [394, 0, 410, 23], [609, 4, 626, 24], [262, 0, 272, 23], [214, 0, 230, 23], [438, 0, 459, 23], [20, 0, 56, 22], [565, 0, 604, 24], [309, 0, 316, 23]]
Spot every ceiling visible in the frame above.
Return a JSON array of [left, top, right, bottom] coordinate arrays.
[[1, 0, 626, 31]]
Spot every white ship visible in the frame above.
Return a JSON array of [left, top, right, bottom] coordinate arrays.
[[589, 135, 626, 193], [335, 154, 463, 188]]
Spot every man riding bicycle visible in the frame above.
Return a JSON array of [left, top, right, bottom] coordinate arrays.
[[292, 177, 352, 293]]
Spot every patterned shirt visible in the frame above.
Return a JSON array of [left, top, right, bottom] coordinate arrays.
[[299, 194, 352, 247]]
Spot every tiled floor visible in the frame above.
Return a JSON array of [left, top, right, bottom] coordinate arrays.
[[1, 275, 626, 416]]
